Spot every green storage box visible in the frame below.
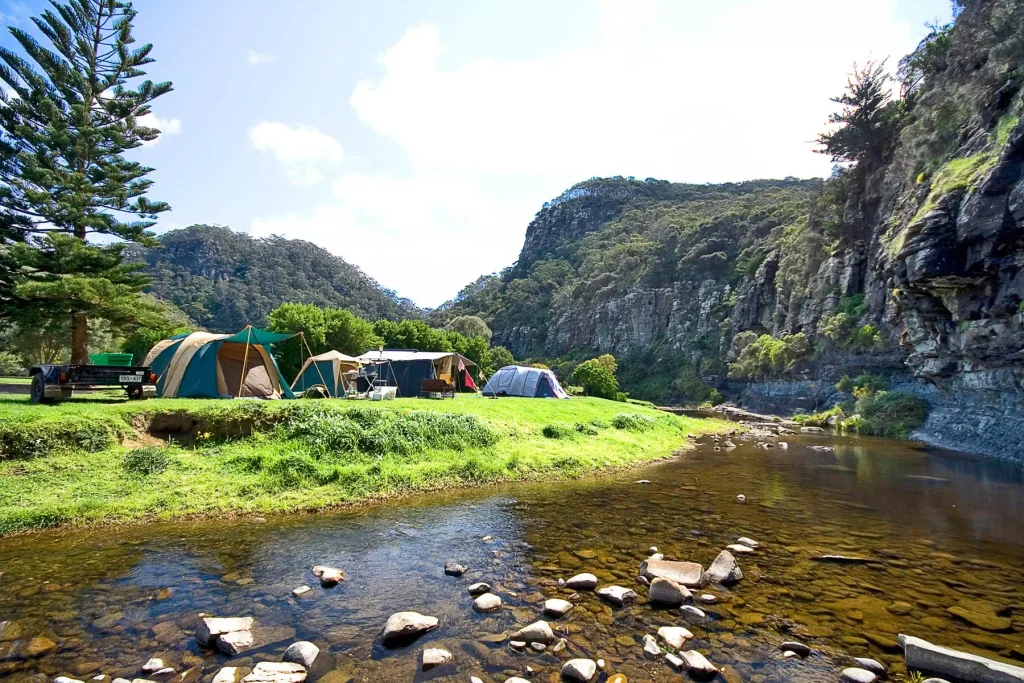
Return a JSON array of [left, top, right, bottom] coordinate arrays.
[[90, 353, 134, 367]]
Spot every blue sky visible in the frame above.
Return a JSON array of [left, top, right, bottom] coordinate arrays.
[[1, 0, 952, 307]]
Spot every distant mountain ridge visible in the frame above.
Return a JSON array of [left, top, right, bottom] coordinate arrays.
[[131, 225, 421, 332]]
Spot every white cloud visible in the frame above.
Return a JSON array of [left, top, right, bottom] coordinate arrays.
[[249, 172, 530, 306], [138, 113, 181, 148], [350, 2, 931, 183], [247, 50, 276, 65], [249, 122, 345, 185]]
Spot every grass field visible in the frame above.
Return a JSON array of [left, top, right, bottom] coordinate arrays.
[[0, 394, 728, 535]]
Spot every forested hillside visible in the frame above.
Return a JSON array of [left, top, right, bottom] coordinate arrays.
[[130, 225, 421, 332], [434, 0, 1024, 459]]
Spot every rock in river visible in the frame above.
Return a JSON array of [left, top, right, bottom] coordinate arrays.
[[704, 550, 743, 585], [444, 561, 468, 576], [544, 598, 574, 617], [900, 634, 1024, 683], [678, 650, 718, 679], [853, 658, 886, 675], [562, 659, 598, 682], [597, 585, 637, 606], [648, 577, 690, 606], [639, 559, 704, 587], [381, 612, 439, 646], [946, 605, 1012, 632], [196, 617, 254, 655], [726, 544, 754, 555], [657, 626, 693, 649], [642, 634, 660, 657], [780, 641, 810, 657], [840, 668, 877, 683], [467, 582, 491, 596], [421, 647, 453, 671], [311, 565, 344, 586], [736, 537, 759, 548], [283, 641, 319, 668], [565, 573, 597, 590], [511, 620, 556, 644], [241, 662, 307, 683], [473, 593, 502, 613], [680, 605, 706, 623]]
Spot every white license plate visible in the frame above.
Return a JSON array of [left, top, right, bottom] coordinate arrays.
[[119, 375, 143, 383]]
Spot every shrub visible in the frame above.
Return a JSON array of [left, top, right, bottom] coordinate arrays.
[[542, 424, 574, 439], [728, 333, 810, 379], [122, 447, 170, 476], [570, 357, 620, 399], [611, 413, 656, 431], [0, 350, 26, 376], [853, 391, 928, 438], [573, 422, 598, 436]]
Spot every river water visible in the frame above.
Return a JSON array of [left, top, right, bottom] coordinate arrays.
[[1, 433, 1023, 682]]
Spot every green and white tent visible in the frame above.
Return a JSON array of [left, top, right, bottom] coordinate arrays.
[[291, 350, 363, 397]]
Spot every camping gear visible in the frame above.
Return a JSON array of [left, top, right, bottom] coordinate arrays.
[[292, 350, 362, 397], [143, 327, 295, 399], [482, 365, 569, 399], [354, 350, 478, 397]]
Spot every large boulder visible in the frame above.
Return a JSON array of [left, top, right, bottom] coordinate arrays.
[[703, 550, 743, 585], [648, 577, 690, 606], [196, 617, 254, 647], [639, 559, 703, 587], [381, 612, 439, 646], [510, 621, 555, 645], [900, 634, 1024, 683], [561, 659, 598, 682]]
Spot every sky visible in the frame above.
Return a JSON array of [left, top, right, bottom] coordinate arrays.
[[0, 0, 953, 308]]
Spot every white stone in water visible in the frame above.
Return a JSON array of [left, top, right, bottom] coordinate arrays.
[[840, 668, 877, 683], [596, 659, 605, 669], [529, 642, 546, 652], [780, 641, 811, 657], [508, 641, 526, 652], [726, 543, 754, 555], [196, 617, 254, 647], [54, 678, 84, 683], [504, 679, 531, 683], [679, 650, 718, 677], [643, 634, 660, 657], [736, 494, 746, 502], [737, 537, 759, 548], [639, 559, 704, 587], [648, 546, 659, 554], [552, 638, 568, 654], [635, 480, 651, 484], [648, 552, 664, 561], [704, 550, 743, 585], [681, 605, 706, 623], [381, 612, 439, 645], [779, 441, 789, 449], [241, 662, 307, 683], [217, 629, 254, 656], [665, 653, 685, 671], [853, 658, 886, 675], [310, 565, 344, 586], [699, 593, 718, 604], [283, 641, 320, 668], [511, 620, 556, 644], [596, 585, 637, 606], [544, 598, 574, 617], [557, 578, 565, 587], [471, 678, 484, 683], [467, 582, 491, 596], [657, 626, 693, 649], [561, 659, 598, 682], [783, 650, 799, 658], [565, 573, 598, 590], [142, 659, 167, 674], [291, 586, 311, 597], [473, 593, 502, 612], [211, 668, 241, 683], [421, 647, 452, 671], [648, 577, 690, 606], [900, 634, 1024, 683]]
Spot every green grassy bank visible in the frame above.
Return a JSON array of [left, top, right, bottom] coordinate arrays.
[[0, 394, 728, 535]]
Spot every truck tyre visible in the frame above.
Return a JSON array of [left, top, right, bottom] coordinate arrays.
[[127, 385, 144, 400], [29, 374, 51, 404]]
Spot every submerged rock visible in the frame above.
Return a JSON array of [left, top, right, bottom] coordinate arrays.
[[704, 550, 743, 585], [473, 593, 502, 613], [381, 612, 439, 645], [596, 585, 637, 606], [218, 630, 255, 656], [561, 659, 597, 682], [565, 573, 597, 590], [648, 577, 690, 606], [639, 559, 703, 587], [467, 582, 491, 596], [241, 662, 306, 683], [196, 617, 254, 654]]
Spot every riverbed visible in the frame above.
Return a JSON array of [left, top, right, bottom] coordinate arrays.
[[0, 432, 1022, 682]]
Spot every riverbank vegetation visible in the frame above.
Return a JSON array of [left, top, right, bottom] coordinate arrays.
[[794, 374, 929, 438], [0, 394, 727, 535]]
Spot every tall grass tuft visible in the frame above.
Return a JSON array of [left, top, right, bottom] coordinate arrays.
[[612, 413, 657, 431]]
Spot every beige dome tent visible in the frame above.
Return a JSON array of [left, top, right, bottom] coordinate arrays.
[[291, 350, 362, 397]]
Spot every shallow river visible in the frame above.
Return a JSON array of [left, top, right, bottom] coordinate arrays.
[[1, 432, 1023, 683]]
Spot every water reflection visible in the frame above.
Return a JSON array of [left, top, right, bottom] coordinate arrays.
[[0, 434, 1022, 682]]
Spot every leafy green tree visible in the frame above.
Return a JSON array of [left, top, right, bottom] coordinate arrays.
[[816, 60, 904, 168], [570, 358, 619, 399], [119, 296, 193, 364], [445, 314, 492, 340], [490, 345, 514, 369], [323, 307, 382, 357], [268, 303, 328, 378], [595, 353, 617, 375], [0, 0, 172, 363]]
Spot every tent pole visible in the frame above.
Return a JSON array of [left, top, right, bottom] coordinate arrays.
[[302, 332, 332, 395], [238, 326, 253, 397]]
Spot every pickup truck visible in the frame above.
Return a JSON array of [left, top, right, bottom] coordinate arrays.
[[28, 364, 158, 404]]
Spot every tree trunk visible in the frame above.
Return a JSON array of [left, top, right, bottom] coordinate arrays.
[[71, 312, 89, 364]]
